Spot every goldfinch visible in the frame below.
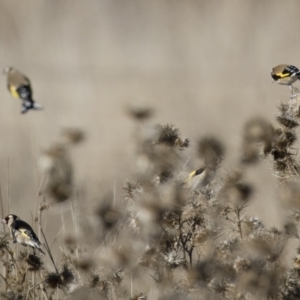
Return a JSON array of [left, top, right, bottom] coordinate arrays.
[[2, 214, 45, 254], [183, 165, 216, 190], [3, 67, 43, 114], [271, 65, 300, 91]]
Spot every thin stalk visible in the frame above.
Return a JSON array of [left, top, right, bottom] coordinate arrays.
[[7, 158, 10, 214], [0, 272, 12, 290]]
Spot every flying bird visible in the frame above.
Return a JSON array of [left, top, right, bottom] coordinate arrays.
[[3, 67, 43, 113]]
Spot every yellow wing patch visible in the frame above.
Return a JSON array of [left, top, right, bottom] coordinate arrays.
[[276, 72, 290, 78], [183, 170, 197, 184], [9, 85, 20, 99], [19, 229, 30, 238]]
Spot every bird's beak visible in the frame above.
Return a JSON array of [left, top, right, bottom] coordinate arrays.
[[183, 170, 196, 184]]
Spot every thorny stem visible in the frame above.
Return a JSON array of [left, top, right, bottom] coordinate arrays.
[[235, 208, 243, 240], [178, 212, 187, 263], [178, 212, 194, 267]]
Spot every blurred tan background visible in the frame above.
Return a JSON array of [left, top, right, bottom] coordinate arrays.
[[0, 0, 299, 246]]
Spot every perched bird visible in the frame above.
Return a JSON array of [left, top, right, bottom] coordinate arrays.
[[2, 214, 45, 254], [271, 65, 300, 92], [183, 165, 217, 190], [3, 67, 43, 114]]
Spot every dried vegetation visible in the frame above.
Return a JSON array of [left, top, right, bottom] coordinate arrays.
[[2, 96, 300, 299]]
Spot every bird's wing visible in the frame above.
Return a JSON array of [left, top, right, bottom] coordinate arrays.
[[8, 70, 31, 86], [13, 220, 40, 244]]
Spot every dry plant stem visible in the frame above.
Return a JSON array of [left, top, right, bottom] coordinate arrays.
[[0, 183, 7, 292], [0, 183, 5, 232], [113, 179, 116, 207], [37, 202, 45, 248], [7, 157, 10, 215], [36, 273, 48, 300], [40, 282, 48, 300], [5, 245, 21, 274], [0, 272, 12, 290], [41, 228, 59, 274], [61, 214, 65, 245], [36, 175, 46, 241], [36, 174, 46, 198], [23, 279, 45, 297], [131, 272, 133, 299], [26, 288, 30, 300], [32, 272, 36, 300], [178, 213, 186, 263], [178, 212, 193, 267], [235, 207, 244, 240], [21, 270, 27, 286], [70, 200, 79, 262]]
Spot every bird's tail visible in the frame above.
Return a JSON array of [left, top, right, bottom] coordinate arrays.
[[21, 100, 43, 114], [33, 241, 46, 255], [37, 246, 46, 255], [33, 101, 43, 111]]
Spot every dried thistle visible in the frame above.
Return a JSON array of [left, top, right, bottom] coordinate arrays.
[[162, 250, 186, 269], [0, 232, 9, 255], [293, 254, 300, 269], [19, 251, 43, 271], [280, 268, 300, 299], [197, 136, 224, 167], [154, 124, 189, 150], [123, 181, 143, 202], [61, 128, 85, 145], [45, 272, 62, 289], [60, 263, 75, 285], [241, 117, 274, 163], [219, 171, 252, 210], [90, 273, 100, 288], [74, 258, 93, 272], [45, 263, 75, 289], [233, 256, 251, 273], [276, 116, 299, 129], [39, 143, 73, 202], [126, 105, 154, 121], [0, 291, 23, 300], [96, 194, 121, 230]]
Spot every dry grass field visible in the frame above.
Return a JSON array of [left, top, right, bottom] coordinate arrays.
[[0, 1, 300, 299]]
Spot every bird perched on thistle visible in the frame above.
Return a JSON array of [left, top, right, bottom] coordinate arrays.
[[271, 65, 300, 93], [3, 67, 43, 114], [2, 214, 45, 254], [183, 165, 217, 191]]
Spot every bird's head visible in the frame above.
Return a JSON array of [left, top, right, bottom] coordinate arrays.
[[2, 214, 18, 225], [2, 67, 13, 75]]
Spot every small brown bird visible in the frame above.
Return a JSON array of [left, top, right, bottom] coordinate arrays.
[[271, 65, 300, 91], [2, 214, 45, 254], [183, 165, 217, 190], [3, 67, 43, 114]]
